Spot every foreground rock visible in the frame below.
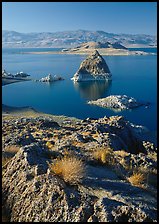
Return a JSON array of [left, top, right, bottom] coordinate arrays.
[[2, 114, 157, 222], [39, 74, 64, 82], [88, 95, 150, 111], [71, 50, 112, 82]]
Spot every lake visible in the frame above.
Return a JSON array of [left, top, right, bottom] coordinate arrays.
[[2, 48, 157, 133]]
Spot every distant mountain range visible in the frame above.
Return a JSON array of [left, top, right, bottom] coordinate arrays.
[[2, 30, 157, 48]]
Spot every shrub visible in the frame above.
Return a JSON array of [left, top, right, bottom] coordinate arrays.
[[92, 147, 114, 165], [127, 172, 145, 187], [46, 141, 55, 149], [2, 145, 20, 168], [49, 156, 86, 185], [137, 166, 157, 188], [4, 145, 20, 155], [114, 150, 129, 157]]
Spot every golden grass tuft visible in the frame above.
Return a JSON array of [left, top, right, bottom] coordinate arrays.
[[49, 156, 86, 185], [46, 141, 54, 149], [92, 147, 114, 165], [127, 172, 145, 187], [4, 145, 20, 154], [114, 150, 129, 157], [2, 145, 20, 168]]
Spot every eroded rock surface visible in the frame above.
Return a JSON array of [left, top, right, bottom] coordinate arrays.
[[2, 115, 157, 222]]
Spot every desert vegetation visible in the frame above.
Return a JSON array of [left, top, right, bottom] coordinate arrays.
[[92, 146, 114, 165], [127, 172, 145, 187], [49, 156, 86, 185], [2, 145, 20, 167]]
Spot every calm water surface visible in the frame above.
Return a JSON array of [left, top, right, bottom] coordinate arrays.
[[2, 48, 157, 132]]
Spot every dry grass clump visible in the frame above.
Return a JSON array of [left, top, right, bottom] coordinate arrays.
[[114, 150, 129, 157], [127, 172, 145, 187], [147, 151, 157, 162], [137, 166, 157, 188], [49, 156, 86, 185], [2, 145, 20, 168], [46, 141, 55, 149], [92, 147, 114, 165], [4, 145, 20, 154]]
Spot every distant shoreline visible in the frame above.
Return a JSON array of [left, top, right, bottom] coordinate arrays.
[[2, 45, 157, 49], [18, 48, 156, 56]]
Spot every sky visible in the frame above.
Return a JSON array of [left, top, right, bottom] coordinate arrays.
[[2, 2, 157, 35]]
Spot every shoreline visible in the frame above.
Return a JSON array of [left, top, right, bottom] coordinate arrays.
[[2, 77, 32, 86], [2, 104, 80, 125], [2, 104, 157, 146]]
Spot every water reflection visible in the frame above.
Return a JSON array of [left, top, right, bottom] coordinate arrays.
[[73, 80, 112, 100]]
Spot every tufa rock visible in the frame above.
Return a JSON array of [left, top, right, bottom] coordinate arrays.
[[88, 95, 150, 111], [39, 74, 64, 82], [71, 50, 112, 82]]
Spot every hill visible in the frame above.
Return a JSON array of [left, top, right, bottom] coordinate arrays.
[[2, 29, 157, 48]]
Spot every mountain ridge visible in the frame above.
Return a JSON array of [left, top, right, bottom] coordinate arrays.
[[2, 30, 157, 48]]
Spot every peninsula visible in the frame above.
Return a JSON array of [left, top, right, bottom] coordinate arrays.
[[22, 41, 156, 56], [61, 41, 152, 56], [2, 70, 31, 86]]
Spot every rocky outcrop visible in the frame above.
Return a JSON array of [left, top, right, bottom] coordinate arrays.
[[39, 74, 64, 82], [88, 95, 150, 111], [15, 71, 30, 78], [2, 142, 157, 222], [2, 69, 14, 78], [71, 50, 112, 82], [2, 115, 157, 221]]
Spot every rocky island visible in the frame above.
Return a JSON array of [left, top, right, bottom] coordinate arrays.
[[39, 74, 64, 82], [88, 95, 150, 111], [2, 107, 157, 222], [71, 50, 112, 82]]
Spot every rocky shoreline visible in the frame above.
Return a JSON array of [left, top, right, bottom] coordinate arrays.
[[2, 107, 157, 222]]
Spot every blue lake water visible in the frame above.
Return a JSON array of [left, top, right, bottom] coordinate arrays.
[[2, 48, 157, 132]]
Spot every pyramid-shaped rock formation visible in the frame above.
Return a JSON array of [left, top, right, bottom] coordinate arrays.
[[71, 50, 112, 82]]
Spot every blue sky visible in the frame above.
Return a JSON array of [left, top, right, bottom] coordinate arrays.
[[2, 2, 157, 35]]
